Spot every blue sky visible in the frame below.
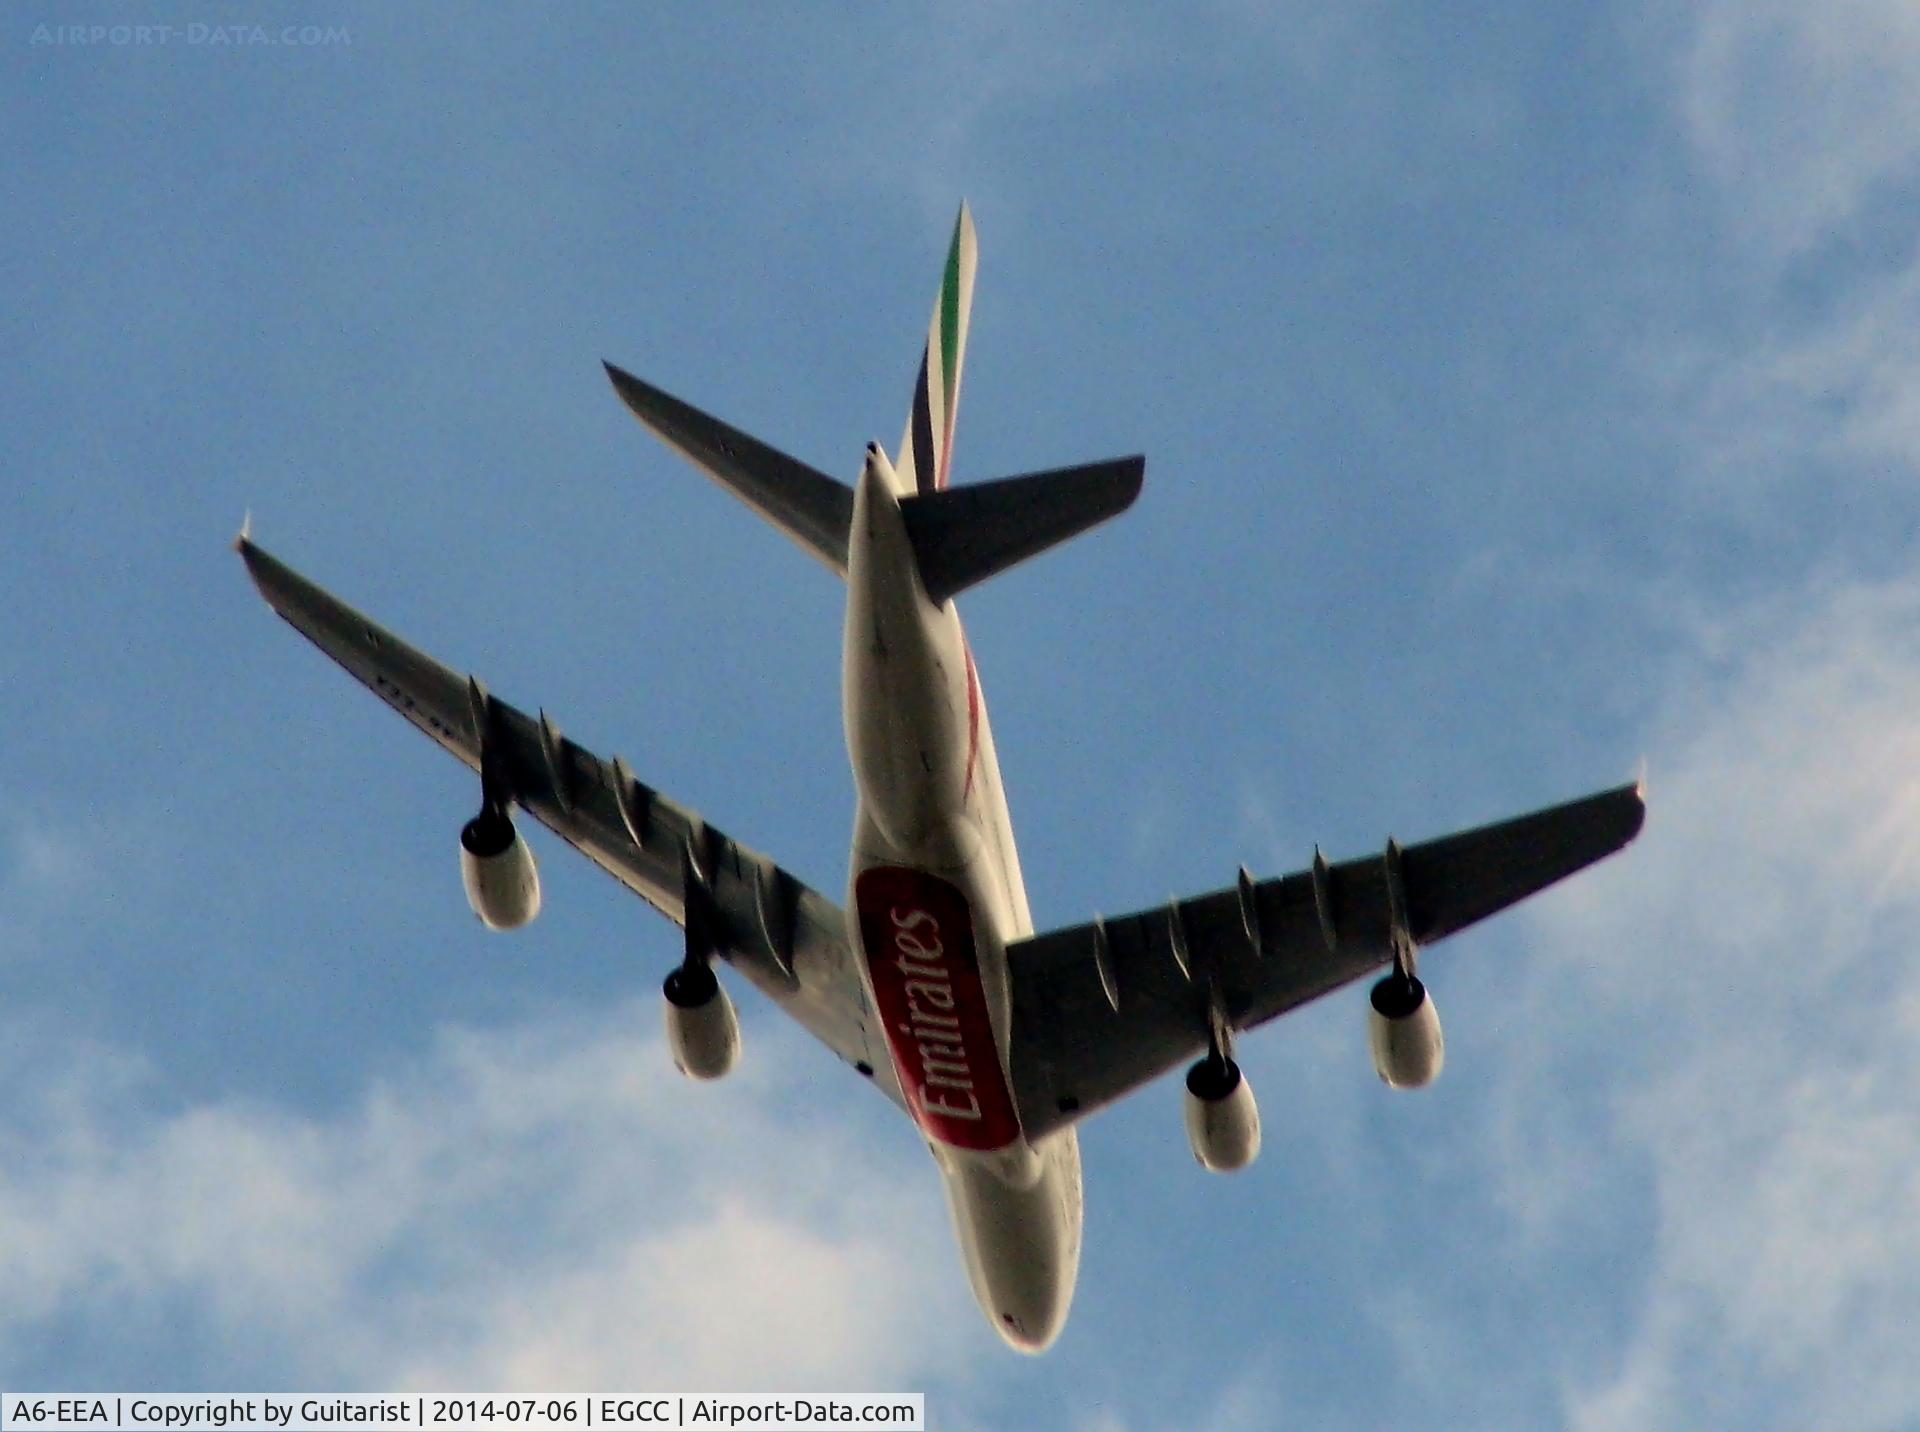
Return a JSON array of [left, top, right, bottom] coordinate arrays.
[[7, 3, 1920, 1427]]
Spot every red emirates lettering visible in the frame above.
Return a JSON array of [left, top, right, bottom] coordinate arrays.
[[855, 866, 1022, 1151]]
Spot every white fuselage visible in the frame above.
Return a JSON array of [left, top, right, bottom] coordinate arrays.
[[840, 444, 1083, 1353]]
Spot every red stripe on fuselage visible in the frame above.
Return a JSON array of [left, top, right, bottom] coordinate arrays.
[[855, 865, 1021, 1152], [962, 640, 981, 799]]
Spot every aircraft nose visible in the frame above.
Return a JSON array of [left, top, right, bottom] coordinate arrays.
[[994, 1305, 1066, 1355]]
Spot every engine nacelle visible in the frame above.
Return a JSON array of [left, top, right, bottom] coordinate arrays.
[[459, 809, 541, 930], [1367, 973, 1444, 1089], [1182, 1055, 1261, 1172], [663, 962, 740, 1080]]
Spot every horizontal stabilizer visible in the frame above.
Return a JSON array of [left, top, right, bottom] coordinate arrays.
[[604, 361, 854, 575], [899, 455, 1144, 604]]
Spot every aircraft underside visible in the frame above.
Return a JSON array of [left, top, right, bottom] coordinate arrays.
[[235, 202, 1644, 1355]]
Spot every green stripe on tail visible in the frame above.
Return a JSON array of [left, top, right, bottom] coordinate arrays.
[[898, 202, 978, 494]]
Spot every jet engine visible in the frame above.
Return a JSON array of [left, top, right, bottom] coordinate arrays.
[[1182, 1052, 1261, 1172], [459, 807, 541, 930], [663, 960, 741, 1080], [1367, 972, 1444, 1089]]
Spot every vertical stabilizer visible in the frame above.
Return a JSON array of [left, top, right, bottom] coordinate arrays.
[[895, 204, 979, 496]]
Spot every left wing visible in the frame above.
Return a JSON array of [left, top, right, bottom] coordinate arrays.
[[1006, 783, 1645, 1138], [236, 537, 902, 1108]]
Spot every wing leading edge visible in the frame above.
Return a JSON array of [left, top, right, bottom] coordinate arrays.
[[1006, 782, 1645, 1139], [236, 537, 903, 1110]]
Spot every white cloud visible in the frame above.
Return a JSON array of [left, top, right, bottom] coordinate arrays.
[[1634, 1, 1920, 487], [0, 808, 94, 959], [0, 1004, 975, 1390], [1676, 0, 1920, 264], [1486, 575, 1920, 1430], [1685, 259, 1920, 479], [787, 6, 1163, 228], [1065, 1366, 1280, 1432]]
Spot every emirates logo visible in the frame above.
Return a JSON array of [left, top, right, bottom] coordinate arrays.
[[855, 866, 1022, 1151]]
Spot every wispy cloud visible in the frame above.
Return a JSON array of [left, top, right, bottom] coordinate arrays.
[[1691, 261, 1920, 477], [1065, 1364, 1281, 1432], [0, 1004, 974, 1389], [0, 806, 91, 896], [1641, 0, 1920, 490], [1674, 0, 1920, 267], [0, 808, 96, 968], [1485, 574, 1920, 1430]]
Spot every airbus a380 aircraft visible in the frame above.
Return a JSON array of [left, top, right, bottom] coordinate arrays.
[[238, 205, 1644, 1353]]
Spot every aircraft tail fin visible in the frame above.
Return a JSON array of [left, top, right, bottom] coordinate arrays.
[[603, 360, 855, 575], [894, 204, 979, 497], [606, 205, 1136, 595], [900, 455, 1144, 605]]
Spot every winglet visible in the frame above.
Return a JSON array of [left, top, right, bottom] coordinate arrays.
[[233, 509, 254, 554]]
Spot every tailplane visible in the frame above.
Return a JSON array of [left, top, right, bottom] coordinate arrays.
[[603, 360, 854, 575], [890, 203, 1140, 599], [900, 455, 1143, 604], [604, 203, 1141, 598]]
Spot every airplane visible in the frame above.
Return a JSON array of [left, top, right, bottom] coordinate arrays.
[[236, 204, 1645, 1354]]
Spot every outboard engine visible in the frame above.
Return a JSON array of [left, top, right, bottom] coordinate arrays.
[[459, 805, 541, 930], [1183, 1047, 1261, 1172], [1366, 971, 1444, 1089]]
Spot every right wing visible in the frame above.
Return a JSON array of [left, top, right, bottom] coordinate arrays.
[[237, 537, 903, 1110], [1006, 783, 1645, 1139]]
